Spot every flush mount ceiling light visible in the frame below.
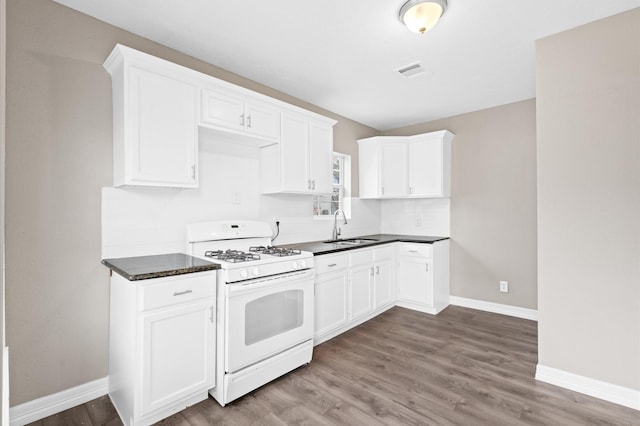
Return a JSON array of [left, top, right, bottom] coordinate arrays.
[[399, 0, 447, 34]]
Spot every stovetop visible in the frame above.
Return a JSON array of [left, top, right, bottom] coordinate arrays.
[[186, 221, 314, 282], [204, 247, 303, 263]]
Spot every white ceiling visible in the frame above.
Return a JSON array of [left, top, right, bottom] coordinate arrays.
[[53, 0, 639, 130]]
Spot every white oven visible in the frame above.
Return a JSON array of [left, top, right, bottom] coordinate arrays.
[[225, 269, 314, 373], [186, 220, 315, 406]]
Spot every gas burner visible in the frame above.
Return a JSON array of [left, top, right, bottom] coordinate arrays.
[[204, 249, 261, 263], [249, 246, 302, 257]]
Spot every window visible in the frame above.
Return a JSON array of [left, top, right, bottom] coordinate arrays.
[[313, 153, 351, 218]]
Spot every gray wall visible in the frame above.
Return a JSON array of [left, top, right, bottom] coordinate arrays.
[[382, 100, 538, 310], [537, 9, 640, 390], [5, 0, 377, 405]]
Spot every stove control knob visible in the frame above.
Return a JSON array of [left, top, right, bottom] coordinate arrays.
[[252, 267, 259, 276], [240, 270, 248, 279], [291, 261, 299, 269]]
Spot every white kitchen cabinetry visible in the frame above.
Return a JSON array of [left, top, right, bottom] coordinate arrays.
[[200, 88, 280, 143], [373, 245, 395, 309], [358, 130, 453, 199], [260, 111, 336, 194], [396, 240, 450, 315], [314, 245, 397, 345], [104, 44, 199, 188], [109, 271, 216, 425], [313, 253, 349, 342], [348, 249, 374, 320], [348, 246, 396, 320]]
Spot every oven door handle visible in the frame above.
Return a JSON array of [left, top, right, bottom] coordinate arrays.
[[227, 269, 314, 296]]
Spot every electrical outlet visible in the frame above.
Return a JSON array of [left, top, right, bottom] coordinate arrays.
[[416, 215, 423, 227], [499, 281, 509, 293], [273, 217, 279, 224]]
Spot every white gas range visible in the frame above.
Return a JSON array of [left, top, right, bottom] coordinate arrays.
[[186, 220, 315, 406]]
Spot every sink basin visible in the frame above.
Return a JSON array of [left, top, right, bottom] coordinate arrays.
[[323, 238, 379, 245]]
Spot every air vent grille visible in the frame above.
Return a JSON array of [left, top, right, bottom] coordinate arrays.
[[397, 62, 425, 78]]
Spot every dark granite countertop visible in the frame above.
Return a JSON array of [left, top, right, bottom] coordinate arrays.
[[102, 253, 220, 281], [281, 234, 449, 256]]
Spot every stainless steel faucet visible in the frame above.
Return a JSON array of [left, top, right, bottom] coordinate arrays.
[[332, 209, 347, 240]]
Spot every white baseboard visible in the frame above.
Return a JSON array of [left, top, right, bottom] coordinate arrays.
[[3, 347, 9, 426], [9, 377, 108, 426], [449, 296, 538, 321], [536, 364, 640, 411]]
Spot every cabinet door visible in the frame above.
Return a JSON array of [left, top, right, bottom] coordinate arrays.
[[244, 100, 280, 140], [380, 141, 408, 197], [357, 139, 381, 198], [140, 300, 214, 415], [374, 260, 395, 309], [409, 137, 443, 197], [200, 89, 244, 131], [129, 67, 198, 187], [349, 264, 373, 320], [280, 113, 310, 193], [314, 272, 349, 338], [308, 122, 333, 194], [397, 258, 433, 306]]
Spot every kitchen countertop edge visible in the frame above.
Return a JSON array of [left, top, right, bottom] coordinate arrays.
[[102, 253, 221, 281], [282, 234, 450, 256]]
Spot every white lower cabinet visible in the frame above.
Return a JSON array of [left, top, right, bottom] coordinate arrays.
[[396, 240, 450, 314], [313, 252, 349, 340], [372, 246, 395, 309], [109, 271, 216, 426], [314, 269, 349, 338], [349, 250, 374, 321], [313, 245, 397, 345], [314, 240, 450, 345]]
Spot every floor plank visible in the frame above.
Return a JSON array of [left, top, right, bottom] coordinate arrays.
[[26, 306, 640, 425]]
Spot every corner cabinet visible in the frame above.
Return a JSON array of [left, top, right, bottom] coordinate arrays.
[[109, 271, 216, 426], [104, 44, 200, 188], [259, 111, 336, 194], [358, 130, 454, 199]]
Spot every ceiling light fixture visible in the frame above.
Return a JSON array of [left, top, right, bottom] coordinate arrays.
[[399, 0, 447, 34]]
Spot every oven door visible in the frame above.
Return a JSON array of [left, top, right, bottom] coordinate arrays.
[[225, 268, 314, 373]]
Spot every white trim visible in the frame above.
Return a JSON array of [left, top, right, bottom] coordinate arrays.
[[3, 347, 8, 426], [449, 296, 538, 321], [536, 364, 640, 411], [9, 377, 108, 426]]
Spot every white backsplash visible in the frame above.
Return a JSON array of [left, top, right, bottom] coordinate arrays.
[[102, 134, 383, 258], [103, 133, 451, 258], [380, 198, 450, 237]]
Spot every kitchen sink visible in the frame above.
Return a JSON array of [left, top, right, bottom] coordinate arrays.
[[323, 238, 379, 245]]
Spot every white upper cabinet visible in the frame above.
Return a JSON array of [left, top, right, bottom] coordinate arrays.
[[104, 44, 199, 188], [380, 139, 409, 198], [201, 88, 280, 143], [358, 130, 453, 199], [104, 44, 337, 191], [260, 111, 336, 195]]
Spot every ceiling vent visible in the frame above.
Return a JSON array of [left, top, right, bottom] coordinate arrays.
[[397, 62, 425, 78]]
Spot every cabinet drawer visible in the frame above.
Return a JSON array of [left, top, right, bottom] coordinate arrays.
[[139, 273, 215, 311], [397, 243, 433, 258], [315, 253, 349, 275], [349, 249, 373, 267]]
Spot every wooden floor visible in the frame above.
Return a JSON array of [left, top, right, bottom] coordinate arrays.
[[28, 306, 639, 425]]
